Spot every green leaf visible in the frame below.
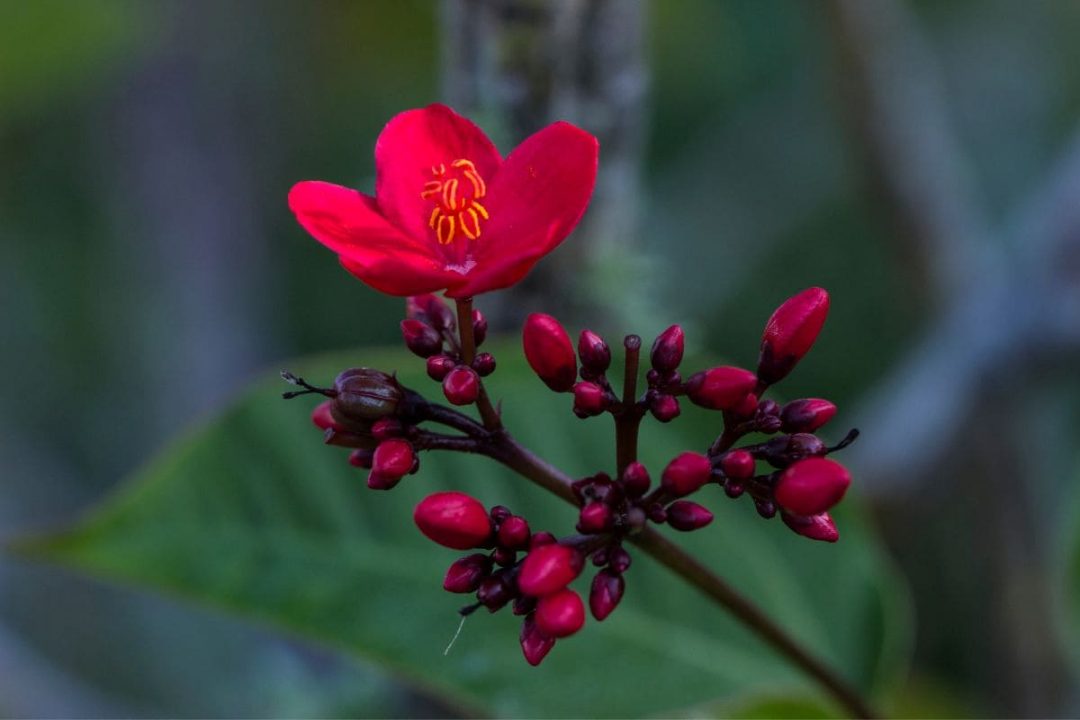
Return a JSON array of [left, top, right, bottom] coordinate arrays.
[[13, 342, 910, 718]]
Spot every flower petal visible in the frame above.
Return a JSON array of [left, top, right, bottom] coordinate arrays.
[[448, 121, 598, 297], [375, 104, 502, 243], [339, 255, 465, 297]]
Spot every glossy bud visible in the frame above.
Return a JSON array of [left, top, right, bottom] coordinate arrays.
[[518, 544, 584, 597], [666, 500, 714, 531], [609, 547, 632, 573], [472, 352, 496, 377], [443, 553, 492, 593], [477, 574, 514, 612], [413, 491, 492, 550], [621, 462, 651, 497], [520, 614, 556, 666], [371, 439, 415, 481], [782, 511, 840, 542], [720, 449, 756, 480], [406, 294, 454, 331], [366, 472, 401, 490], [425, 355, 456, 381], [471, 308, 488, 347], [529, 531, 557, 549], [758, 287, 830, 384], [774, 457, 851, 516], [400, 319, 442, 358], [332, 368, 403, 422], [535, 588, 586, 638], [442, 366, 480, 405], [348, 448, 374, 469], [498, 515, 531, 550], [371, 417, 403, 441], [650, 394, 681, 422], [523, 313, 577, 392], [661, 452, 713, 497], [590, 569, 625, 621], [573, 381, 608, 417], [577, 501, 613, 534], [311, 400, 344, 432], [578, 330, 611, 373], [686, 366, 757, 411], [650, 325, 685, 373], [780, 398, 837, 433]]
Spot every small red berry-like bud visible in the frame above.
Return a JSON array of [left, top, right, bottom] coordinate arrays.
[[666, 500, 714, 531], [649, 394, 681, 422], [371, 438, 414, 481], [400, 319, 442, 358], [477, 573, 514, 612], [755, 499, 777, 518], [489, 505, 512, 523], [520, 614, 556, 666], [686, 366, 757, 411], [661, 452, 713, 497], [443, 553, 492, 593], [647, 503, 668, 523], [426, 355, 456, 381], [472, 352, 496, 377], [518, 544, 584, 597], [577, 501, 613, 534], [523, 313, 577, 392], [493, 547, 517, 567], [573, 381, 608, 417], [413, 491, 493, 550], [577, 330, 611, 373], [621, 461, 651, 497], [731, 392, 759, 418], [780, 398, 837, 433], [590, 569, 625, 621], [529, 531, 557, 549], [758, 287, 830, 384], [371, 417, 403, 441], [609, 547, 632, 573], [348, 448, 374, 469], [406, 294, 455, 331], [442, 365, 480, 405], [650, 324, 685, 373], [471, 308, 488, 347], [498, 515, 531, 550], [311, 400, 338, 431], [513, 595, 537, 616], [720, 449, 756, 480], [724, 480, 745, 498], [366, 472, 401, 490], [782, 511, 840, 542], [774, 457, 851, 516], [333, 368, 403, 422], [535, 588, 586, 638]]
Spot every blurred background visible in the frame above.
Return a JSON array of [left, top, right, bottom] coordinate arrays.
[[3, 0, 1080, 716]]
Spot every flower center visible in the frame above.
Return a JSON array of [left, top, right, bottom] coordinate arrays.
[[420, 159, 490, 245]]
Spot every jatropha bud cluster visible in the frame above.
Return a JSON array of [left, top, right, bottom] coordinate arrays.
[[285, 286, 856, 666]]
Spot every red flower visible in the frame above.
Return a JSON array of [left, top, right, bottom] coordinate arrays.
[[289, 104, 599, 297]]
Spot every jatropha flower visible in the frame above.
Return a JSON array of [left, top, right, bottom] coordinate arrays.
[[288, 104, 599, 297]]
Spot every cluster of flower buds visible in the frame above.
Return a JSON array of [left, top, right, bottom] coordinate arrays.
[[402, 294, 493, 406]]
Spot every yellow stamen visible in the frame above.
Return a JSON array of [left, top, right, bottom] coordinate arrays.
[[437, 214, 456, 245]]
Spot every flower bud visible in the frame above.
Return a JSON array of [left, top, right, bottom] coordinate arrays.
[[535, 588, 585, 638], [774, 457, 851, 516], [311, 400, 338, 431], [523, 313, 577, 392], [477, 573, 514, 612], [666, 500, 714, 531], [529, 531, 557, 549], [348, 448, 374, 469], [520, 614, 556, 666], [493, 547, 517, 567], [731, 392, 759, 418], [366, 472, 401, 490], [609, 547, 632, 573], [649, 394, 681, 422], [443, 553, 492, 593], [621, 462, 651, 497], [324, 427, 377, 449], [780, 398, 837, 433], [472, 352, 496, 377], [573, 381, 607, 417], [400, 319, 442, 358], [513, 595, 536, 616], [489, 505, 512, 523], [332, 368, 403, 422], [758, 287, 830, 384], [497, 515, 531, 550], [686, 366, 757, 411], [425, 354, 456, 381], [720, 449, 756, 480], [577, 501, 613, 534], [442, 365, 480, 405], [762, 433, 827, 468], [471, 308, 488, 347], [650, 325, 685, 372], [406, 293, 454, 331], [372, 438, 415, 481], [661, 452, 713, 497], [518, 543, 584, 597], [371, 417, 403, 441], [590, 569, 625, 621], [577, 330, 611, 373], [755, 499, 777, 518], [413, 491, 492, 550], [782, 511, 839, 542]]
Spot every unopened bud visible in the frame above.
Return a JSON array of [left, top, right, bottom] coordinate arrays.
[[774, 457, 851, 516], [621, 462, 651, 497], [518, 544, 584, 597], [348, 448, 374, 469], [762, 433, 827, 468], [413, 491, 492, 550], [609, 547, 632, 573], [590, 569, 625, 621], [472, 352, 496, 377], [780, 398, 837, 433], [661, 452, 713, 497], [573, 381, 608, 417], [477, 573, 514, 612], [666, 500, 714, 531], [425, 354, 456, 381], [471, 308, 488, 347], [371, 417, 403, 441], [371, 438, 415, 482], [782, 511, 839, 542], [649, 394, 681, 422], [520, 614, 556, 666], [529, 531, 557, 549], [758, 287, 830, 384], [720, 449, 756, 480], [333, 368, 402, 422], [311, 400, 338, 431], [686, 366, 757, 411], [732, 392, 759, 418], [755, 499, 777, 518], [443, 553, 492, 593], [442, 366, 480, 405], [366, 472, 401, 490], [577, 502, 613, 534], [650, 325, 685, 373], [406, 294, 454, 332], [497, 515, 531, 550], [578, 330, 611, 373], [535, 588, 585, 638], [523, 313, 577, 392], [400, 319, 442, 358]]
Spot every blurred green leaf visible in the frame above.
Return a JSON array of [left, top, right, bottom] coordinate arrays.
[[13, 342, 909, 717]]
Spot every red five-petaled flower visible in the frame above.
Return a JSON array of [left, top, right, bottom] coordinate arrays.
[[289, 104, 600, 297]]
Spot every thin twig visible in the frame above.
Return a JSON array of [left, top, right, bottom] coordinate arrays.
[[455, 298, 502, 431]]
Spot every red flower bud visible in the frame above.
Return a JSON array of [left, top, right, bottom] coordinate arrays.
[[780, 398, 837, 433], [650, 324, 685, 373], [535, 588, 585, 638], [407, 294, 455, 332], [442, 365, 480, 405], [782, 511, 840, 542], [661, 452, 713, 497], [497, 515, 531, 550], [518, 543, 584, 597], [471, 308, 488, 347], [372, 438, 415, 479], [443, 553, 492, 593], [311, 400, 338, 431], [371, 417, 403, 441], [426, 355, 456, 381], [477, 573, 514, 611], [686, 366, 757, 411], [609, 547, 632, 573], [520, 614, 556, 666], [577, 501, 613, 534], [400, 318, 442, 358], [413, 491, 492, 550], [572, 381, 607, 417], [758, 287, 830, 384], [649, 394, 681, 422], [472, 352, 496, 377], [523, 313, 577, 392], [577, 330, 611, 373], [621, 461, 651, 497], [732, 392, 759, 418], [720, 449, 756, 480], [666, 500, 714, 531], [348, 448, 373, 468], [529, 531, 557, 549], [774, 457, 851, 516], [590, 569, 625, 621]]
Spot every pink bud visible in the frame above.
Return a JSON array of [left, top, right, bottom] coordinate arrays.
[[649, 394, 681, 422], [518, 543, 584, 597], [406, 294, 455, 331], [578, 330, 611, 373], [774, 457, 851, 516], [442, 366, 480, 405], [666, 500, 714, 531], [425, 354, 456, 381], [609, 547, 632, 573], [400, 319, 442, 358], [523, 313, 577, 392], [520, 614, 556, 666], [311, 400, 338, 431], [590, 569, 625, 621], [371, 439, 414, 480], [577, 501, 613, 534], [661, 452, 713, 497], [782, 511, 840, 542], [780, 398, 837, 433], [650, 325, 685, 372], [621, 462, 651, 497], [720, 449, 756, 480], [413, 491, 493, 550], [472, 352, 496, 377], [471, 308, 488, 346], [758, 287, 830, 384], [535, 588, 586, 638], [529, 531, 557, 549], [477, 574, 514, 611], [366, 472, 400, 490], [348, 448, 373, 469], [731, 392, 759, 418], [443, 553, 492, 593], [371, 417, 402, 441], [497, 515, 531, 550], [686, 366, 758, 410], [573, 381, 607, 416]]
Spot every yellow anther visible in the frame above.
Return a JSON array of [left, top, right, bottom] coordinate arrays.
[[461, 208, 480, 239], [428, 207, 440, 229], [437, 214, 456, 245], [472, 201, 489, 220]]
